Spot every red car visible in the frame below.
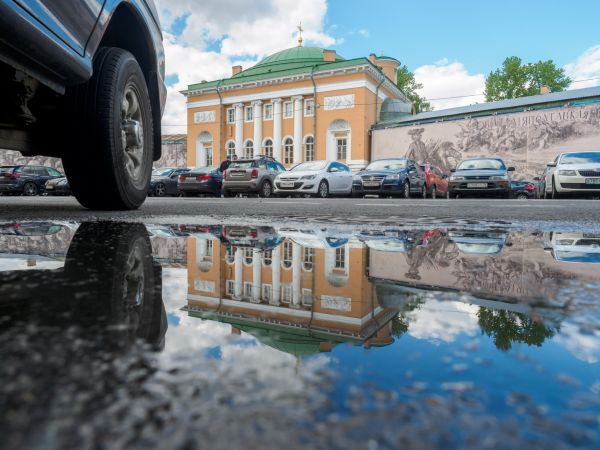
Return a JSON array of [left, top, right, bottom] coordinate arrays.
[[420, 164, 449, 198]]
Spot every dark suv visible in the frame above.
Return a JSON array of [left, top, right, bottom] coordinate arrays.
[[352, 158, 427, 198], [0, 1, 165, 209], [448, 157, 514, 198], [0, 165, 62, 196]]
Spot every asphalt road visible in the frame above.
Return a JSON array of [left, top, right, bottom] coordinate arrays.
[[2, 196, 600, 229]]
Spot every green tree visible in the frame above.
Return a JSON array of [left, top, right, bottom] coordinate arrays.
[[396, 65, 432, 113], [484, 56, 571, 101]]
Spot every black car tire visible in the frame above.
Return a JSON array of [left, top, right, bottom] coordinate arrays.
[[63, 47, 154, 210], [154, 183, 167, 197], [431, 185, 437, 199], [316, 180, 329, 198], [23, 182, 38, 196], [259, 180, 272, 198], [402, 181, 410, 199], [421, 184, 427, 199], [552, 178, 561, 200], [517, 193, 529, 200]]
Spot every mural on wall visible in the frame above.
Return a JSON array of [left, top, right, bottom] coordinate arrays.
[[373, 102, 600, 180], [0, 150, 63, 172]]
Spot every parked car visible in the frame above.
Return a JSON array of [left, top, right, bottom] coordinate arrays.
[[149, 167, 191, 197], [543, 151, 600, 199], [44, 177, 71, 196], [448, 231, 509, 255], [448, 157, 514, 198], [0, 1, 166, 210], [274, 161, 353, 198], [352, 158, 426, 198], [222, 156, 286, 198], [511, 180, 536, 199], [420, 163, 449, 198], [0, 165, 62, 196], [221, 226, 283, 250], [543, 232, 600, 264], [177, 167, 222, 197]]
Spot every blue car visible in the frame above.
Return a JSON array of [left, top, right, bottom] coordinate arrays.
[[352, 158, 427, 198]]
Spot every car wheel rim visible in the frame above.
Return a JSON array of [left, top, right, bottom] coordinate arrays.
[[404, 183, 409, 198], [121, 84, 145, 188], [263, 183, 271, 197], [25, 184, 36, 195], [156, 184, 165, 196], [320, 183, 327, 197]]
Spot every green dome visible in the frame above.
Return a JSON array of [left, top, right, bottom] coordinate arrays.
[[233, 46, 345, 78]]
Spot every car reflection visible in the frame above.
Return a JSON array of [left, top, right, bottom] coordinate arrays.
[[544, 231, 600, 263], [222, 225, 284, 250], [448, 230, 509, 255], [0, 222, 167, 348]]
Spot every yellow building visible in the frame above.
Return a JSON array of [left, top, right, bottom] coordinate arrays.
[[181, 41, 410, 170]]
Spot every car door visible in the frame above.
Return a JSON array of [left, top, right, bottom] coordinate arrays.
[[339, 163, 353, 192], [406, 160, 420, 193], [328, 162, 343, 192], [13, 0, 105, 56]]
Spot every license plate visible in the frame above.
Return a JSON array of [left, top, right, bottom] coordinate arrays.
[[585, 178, 600, 185], [46, 186, 54, 190], [467, 183, 488, 188], [231, 172, 245, 177], [280, 181, 294, 188], [363, 182, 380, 187]]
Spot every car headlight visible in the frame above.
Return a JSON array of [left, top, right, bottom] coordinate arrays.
[[489, 175, 508, 181], [301, 174, 316, 180], [558, 170, 577, 176], [449, 176, 465, 181], [385, 173, 400, 180]]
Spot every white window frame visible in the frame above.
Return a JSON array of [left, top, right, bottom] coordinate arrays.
[[283, 101, 293, 119], [282, 241, 293, 269], [303, 247, 314, 271], [263, 139, 274, 158], [226, 108, 235, 124], [244, 140, 254, 159], [336, 137, 348, 161], [263, 103, 273, 121], [335, 247, 346, 269], [243, 247, 253, 265], [226, 141, 236, 159], [302, 288, 313, 306], [243, 282, 253, 299], [226, 280, 235, 296], [262, 284, 273, 302], [281, 284, 292, 304], [304, 99, 315, 117], [283, 138, 293, 165], [304, 135, 315, 162], [244, 106, 253, 122]]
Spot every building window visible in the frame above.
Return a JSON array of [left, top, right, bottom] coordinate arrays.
[[303, 247, 314, 271], [335, 247, 346, 269], [226, 280, 235, 296], [282, 241, 292, 269], [243, 247, 253, 265], [263, 103, 273, 120], [225, 246, 235, 264], [226, 141, 236, 159], [283, 138, 293, 165], [263, 139, 273, 158], [244, 140, 254, 159], [244, 282, 253, 299], [263, 250, 272, 266], [304, 136, 314, 162], [304, 99, 315, 116], [283, 101, 293, 119], [205, 146, 213, 167], [262, 284, 272, 303], [245, 106, 253, 122], [336, 137, 347, 160], [227, 108, 235, 124], [302, 288, 313, 306], [281, 284, 292, 304]]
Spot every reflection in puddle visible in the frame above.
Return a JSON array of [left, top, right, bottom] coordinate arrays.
[[0, 222, 599, 449]]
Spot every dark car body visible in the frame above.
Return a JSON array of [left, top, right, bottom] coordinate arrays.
[[420, 163, 449, 198], [352, 158, 426, 198], [448, 157, 514, 198], [177, 167, 223, 197], [148, 167, 191, 197], [44, 176, 71, 195], [0, 165, 62, 195], [511, 181, 536, 199]]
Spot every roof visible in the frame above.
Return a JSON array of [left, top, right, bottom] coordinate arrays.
[[375, 85, 600, 129]]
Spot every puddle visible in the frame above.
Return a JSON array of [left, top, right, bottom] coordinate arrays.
[[1, 221, 599, 449]]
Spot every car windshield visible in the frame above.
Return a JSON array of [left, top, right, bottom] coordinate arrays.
[[229, 161, 255, 169], [366, 160, 407, 171], [153, 168, 173, 177], [560, 152, 600, 164], [291, 161, 327, 172], [457, 159, 505, 170]]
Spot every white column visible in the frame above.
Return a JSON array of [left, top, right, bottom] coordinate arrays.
[[292, 96, 303, 164], [272, 98, 283, 162], [291, 243, 302, 307], [234, 247, 242, 299], [253, 100, 263, 155], [252, 248, 261, 303], [271, 246, 281, 305], [234, 103, 244, 158]]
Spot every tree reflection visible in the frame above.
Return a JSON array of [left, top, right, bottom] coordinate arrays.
[[391, 298, 423, 338], [477, 307, 556, 351]]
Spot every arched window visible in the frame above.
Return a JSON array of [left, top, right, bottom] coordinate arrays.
[[196, 132, 212, 167], [262, 250, 272, 266], [263, 139, 273, 158], [243, 248, 253, 265], [244, 140, 254, 159], [304, 136, 314, 162], [282, 241, 292, 269], [226, 141, 235, 159], [303, 247, 314, 271], [283, 138, 293, 165], [327, 119, 351, 162]]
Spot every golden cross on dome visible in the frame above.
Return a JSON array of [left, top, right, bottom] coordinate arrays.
[[297, 22, 304, 47]]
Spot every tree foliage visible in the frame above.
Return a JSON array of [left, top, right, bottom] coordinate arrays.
[[396, 65, 432, 113], [484, 56, 571, 102]]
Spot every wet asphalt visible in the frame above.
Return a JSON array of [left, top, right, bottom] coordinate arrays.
[[1, 196, 600, 228]]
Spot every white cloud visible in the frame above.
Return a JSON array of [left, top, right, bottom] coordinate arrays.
[[413, 59, 485, 111], [564, 44, 600, 89], [155, 0, 336, 133], [358, 29, 370, 38], [407, 299, 480, 344]]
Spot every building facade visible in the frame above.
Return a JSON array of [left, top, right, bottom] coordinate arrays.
[[182, 45, 409, 170]]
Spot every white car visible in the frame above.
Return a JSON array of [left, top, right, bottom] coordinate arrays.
[[544, 151, 600, 198], [274, 161, 353, 198], [543, 232, 600, 264]]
